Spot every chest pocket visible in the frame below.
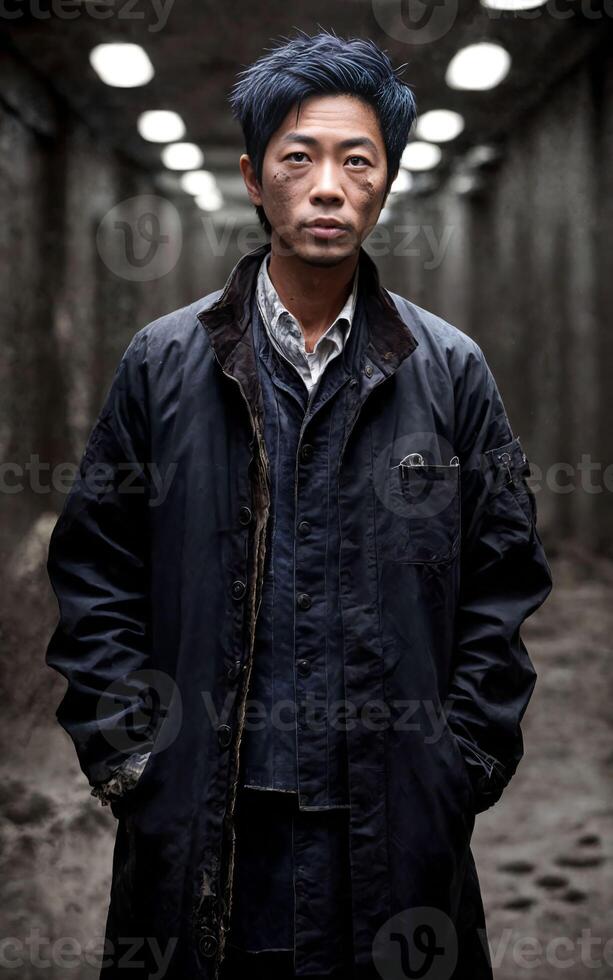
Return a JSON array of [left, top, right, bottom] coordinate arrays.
[[388, 453, 461, 564]]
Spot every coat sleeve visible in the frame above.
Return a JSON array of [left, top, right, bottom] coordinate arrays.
[[447, 341, 553, 813], [45, 329, 158, 790]]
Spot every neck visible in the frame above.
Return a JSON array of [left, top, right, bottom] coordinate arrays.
[[267, 248, 359, 354]]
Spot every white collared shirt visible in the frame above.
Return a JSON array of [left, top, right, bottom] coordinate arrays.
[[255, 255, 359, 396]]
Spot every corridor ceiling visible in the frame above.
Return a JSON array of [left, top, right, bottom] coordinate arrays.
[[2, 0, 611, 219]]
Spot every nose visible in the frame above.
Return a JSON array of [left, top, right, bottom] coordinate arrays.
[[309, 159, 345, 207]]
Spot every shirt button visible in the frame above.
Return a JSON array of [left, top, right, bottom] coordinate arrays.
[[217, 724, 232, 749], [227, 659, 243, 682], [296, 593, 312, 610], [198, 933, 218, 958], [297, 520, 311, 536], [300, 443, 314, 462], [238, 506, 252, 525], [231, 580, 246, 600], [297, 659, 311, 677]]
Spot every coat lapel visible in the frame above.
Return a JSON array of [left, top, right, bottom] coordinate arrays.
[[197, 241, 420, 433]]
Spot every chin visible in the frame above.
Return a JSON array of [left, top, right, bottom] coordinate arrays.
[[301, 253, 349, 268], [271, 226, 361, 265], [297, 237, 361, 267]]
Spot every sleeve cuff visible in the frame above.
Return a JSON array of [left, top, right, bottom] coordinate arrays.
[[90, 750, 151, 806]]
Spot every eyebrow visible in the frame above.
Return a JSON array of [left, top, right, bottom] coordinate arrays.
[[280, 132, 380, 155]]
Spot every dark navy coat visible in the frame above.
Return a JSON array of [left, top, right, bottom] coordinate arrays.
[[45, 241, 553, 979]]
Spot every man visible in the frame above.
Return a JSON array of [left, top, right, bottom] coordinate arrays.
[[45, 29, 553, 980]]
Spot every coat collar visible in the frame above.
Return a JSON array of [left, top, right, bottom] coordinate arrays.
[[197, 241, 419, 428]]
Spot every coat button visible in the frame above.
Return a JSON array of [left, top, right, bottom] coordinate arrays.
[[297, 520, 311, 536], [238, 506, 252, 525], [227, 659, 243, 682], [198, 933, 218, 957], [300, 443, 314, 462], [297, 659, 311, 677], [217, 724, 232, 749], [231, 579, 246, 600], [296, 593, 312, 610], [364, 363, 374, 377]]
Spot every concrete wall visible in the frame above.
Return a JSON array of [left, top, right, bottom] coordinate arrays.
[[0, 45, 230, 546]]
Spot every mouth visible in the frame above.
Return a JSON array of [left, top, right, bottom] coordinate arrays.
[[304, 222, 349, 240]]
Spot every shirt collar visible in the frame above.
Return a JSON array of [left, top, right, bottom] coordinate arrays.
[[256, 254, 359, 357]]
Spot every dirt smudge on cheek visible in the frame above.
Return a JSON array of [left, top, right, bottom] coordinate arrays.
[[363, 177, 378, 198], [272, 169, 292, 184], [356, 176, 386, 220], [268, 171, 298, 234], [270, 170, 296, 201], [271, 170, 294, 200]]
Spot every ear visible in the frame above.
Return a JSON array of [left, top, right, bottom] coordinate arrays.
[[239, 154, 263, 206]]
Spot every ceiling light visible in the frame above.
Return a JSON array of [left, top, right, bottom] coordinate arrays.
[[446, 42, 511, 91], [138, 110, 185, 143], [161, 143, 204, 170], [401, 142, 442, 171], [196, 189, 223, 212], [89, 44, 154, 88], [180, 170, 217, 196], [481, 0, 546, 7], [390, 169, 413, 193], [464, 144, 500, 167], [450, 174, 482, 195], [415, 110, 464, 143]]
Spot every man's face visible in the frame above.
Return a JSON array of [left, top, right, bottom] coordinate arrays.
[[240, 94, 391, 266]]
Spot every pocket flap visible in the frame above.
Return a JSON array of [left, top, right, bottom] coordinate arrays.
[[483, 435, 531, 489]]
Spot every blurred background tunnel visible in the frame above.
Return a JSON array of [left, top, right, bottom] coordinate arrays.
[[1, 3, 612, 978]]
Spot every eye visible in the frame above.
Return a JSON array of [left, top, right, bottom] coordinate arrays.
[[346, 155, 370, 167], [285, 151, 310, 163]]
